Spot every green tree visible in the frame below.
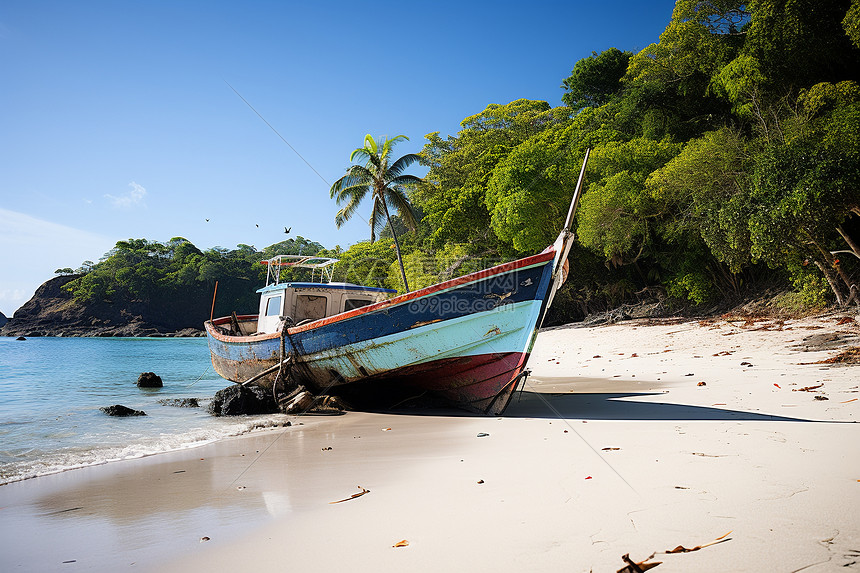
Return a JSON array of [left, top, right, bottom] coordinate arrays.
[[317, 240, 398, 288], [561, 48, 632, 109], [330, 134, 421, 292], [714, 0, 860, 130], [415, 99, 564, 254], [621, 0, 745, 139], [386, 243, 490, 292], [575, 138, 683, 265], [485, 123, 592, 253], [646, 127, 753, 273]]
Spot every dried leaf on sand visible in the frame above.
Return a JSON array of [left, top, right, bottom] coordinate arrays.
[[794, 383, 824, 392], [618, 531, 732, 572], [662, 530, 733, 554], [329, 486, 370, 504], [617, 553, 661, 572], [814, 347, 860, 364]]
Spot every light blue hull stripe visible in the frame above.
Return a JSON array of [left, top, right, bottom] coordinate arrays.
[[297, 299, 543, 381]]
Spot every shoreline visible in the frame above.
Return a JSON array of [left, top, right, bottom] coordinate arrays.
[[1, 314, 857, 571], [0, 329, 206, 338], [0, 415, 297, 487]]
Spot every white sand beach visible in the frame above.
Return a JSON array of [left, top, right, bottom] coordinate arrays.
[[1, 313, 857, 572]]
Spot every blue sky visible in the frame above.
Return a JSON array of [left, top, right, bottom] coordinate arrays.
[[0, 0, 676, 316]]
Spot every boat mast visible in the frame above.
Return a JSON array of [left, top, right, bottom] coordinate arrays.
[[563, 148, 590, 233]]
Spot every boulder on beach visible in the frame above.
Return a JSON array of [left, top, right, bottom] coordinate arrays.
[[137, 372, 163, 388], [100, 404, 146, 417], [208, 385, 277, 416]]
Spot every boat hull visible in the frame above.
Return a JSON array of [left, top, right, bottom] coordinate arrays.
[[206, 249, 558, 415]]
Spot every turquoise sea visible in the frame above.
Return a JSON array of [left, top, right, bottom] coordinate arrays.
[[0, 336, 289, 484]]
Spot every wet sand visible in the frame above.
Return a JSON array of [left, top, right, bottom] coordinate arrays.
[[1, 314, 857, 572]]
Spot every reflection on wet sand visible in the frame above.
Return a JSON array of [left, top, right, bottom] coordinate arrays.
[[2, 411, 480, 571]]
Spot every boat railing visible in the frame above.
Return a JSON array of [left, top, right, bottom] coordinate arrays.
[[262, 255, 339, 285]]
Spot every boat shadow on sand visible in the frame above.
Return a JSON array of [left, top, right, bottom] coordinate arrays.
[[372, 389, 846, 424], [502, 391, 843, 423]]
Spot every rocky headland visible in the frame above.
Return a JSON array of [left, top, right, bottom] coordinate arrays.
[[0, 275, 205, 338]]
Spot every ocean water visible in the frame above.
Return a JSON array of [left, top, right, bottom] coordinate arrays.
[[0, 336, 290, 485]]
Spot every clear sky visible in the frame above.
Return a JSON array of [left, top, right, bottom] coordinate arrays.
[[0, 0, 676, 316]]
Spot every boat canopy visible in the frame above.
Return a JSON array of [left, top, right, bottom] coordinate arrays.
[[257, 282, 396, 295], [253, 255, 396, 334], [262, 255, 339, 285]]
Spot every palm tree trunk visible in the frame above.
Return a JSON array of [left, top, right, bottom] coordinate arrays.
[[814, 260, 845, 306], [837, 224, 860, 260], [803, 231, 850, 306], [381, 199, 410, 293]]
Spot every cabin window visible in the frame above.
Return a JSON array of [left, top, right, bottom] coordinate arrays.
[[344, 298, 372, 312], [295, 295, 327, 322], [265, 296, 282, 317]]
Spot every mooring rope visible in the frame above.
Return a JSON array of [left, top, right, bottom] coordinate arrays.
[[186, 363, 211, 388]]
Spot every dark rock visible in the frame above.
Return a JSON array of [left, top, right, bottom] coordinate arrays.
[[158, 398, 200, 408], [15, 336, 26, 341], [208, 385, 277, 416], [0, 311, 7, 327], [101, 404, 146, 416], [136, 372, 163, 388], [173, 328, 205, 337], [279, 390, 315, 414]]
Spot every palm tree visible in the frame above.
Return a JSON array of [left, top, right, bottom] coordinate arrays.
[[330, 134, 420, 292]]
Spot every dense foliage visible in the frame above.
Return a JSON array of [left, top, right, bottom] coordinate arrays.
[[61, 0, 860, 325], [62, 236, 324, 319]]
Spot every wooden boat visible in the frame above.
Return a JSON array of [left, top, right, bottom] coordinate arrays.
[[205, 152, 590, 415]]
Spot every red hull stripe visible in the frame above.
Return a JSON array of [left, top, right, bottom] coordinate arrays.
[[358, 351, 528, 408]]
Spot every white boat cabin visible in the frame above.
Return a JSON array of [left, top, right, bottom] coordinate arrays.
[[255, 255, 396, 335]]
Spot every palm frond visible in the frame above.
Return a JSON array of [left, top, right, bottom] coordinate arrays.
[[352, 147, 384, 172], [387, 153, 421, 179], [330, 165, 373, 200], [332, 183, 369, 207], [380, 135, 408, 165], [383, 135, 409, 152], [363, 134, 378, 155], [388, 174, 423, 187], [383, 186, 419, 230], [369, 195, 387, 242], [334, 191, 367, 227], [349, 147, 373, 164]]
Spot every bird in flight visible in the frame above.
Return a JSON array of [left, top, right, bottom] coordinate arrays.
[[284, 227, 291, 234], [205, 218, 209, 222], [255, 224, 259, 228]]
